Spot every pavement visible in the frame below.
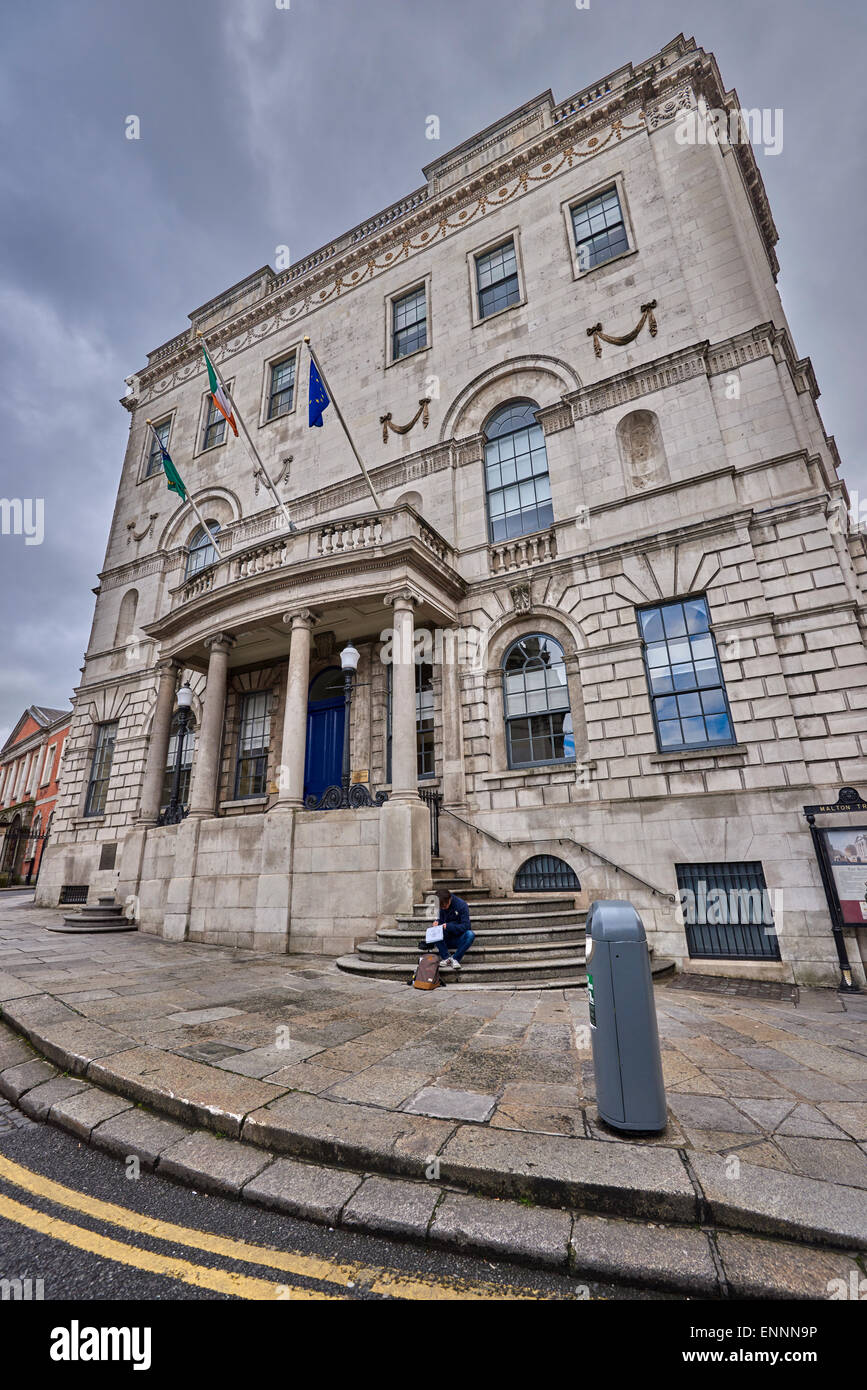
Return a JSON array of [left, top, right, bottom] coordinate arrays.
[[1, 890, 866, 1293]]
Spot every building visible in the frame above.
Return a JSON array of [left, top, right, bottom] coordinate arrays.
[[0, 706, 71, 886], [35, 35, 867, 988]]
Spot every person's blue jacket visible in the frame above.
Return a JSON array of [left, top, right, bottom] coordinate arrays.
[[437, 894, 471, 931]]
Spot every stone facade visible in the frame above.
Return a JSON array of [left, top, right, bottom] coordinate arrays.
[[36, 36, 867, 987]]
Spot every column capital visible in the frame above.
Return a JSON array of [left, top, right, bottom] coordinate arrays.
[[203, 632, 236, 654], [384, 587, 421, 611], [155, 657, 181, 676], [282, 608, 318, 631]]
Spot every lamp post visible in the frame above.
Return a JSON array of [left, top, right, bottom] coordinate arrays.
[[158, 682, 193, 826], [304, 641, 387, 810]]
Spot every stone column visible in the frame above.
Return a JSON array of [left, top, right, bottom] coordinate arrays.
[[385, 588, 420, 801], [273, 609, 317, 810], [186, 633, 234, 820], [137, 659, 179, 825]]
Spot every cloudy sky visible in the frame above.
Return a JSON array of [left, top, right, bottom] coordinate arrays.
[[1, 0, 865, 742]]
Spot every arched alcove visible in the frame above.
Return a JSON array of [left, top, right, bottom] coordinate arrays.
[[114, 589, 138, 646], [616, 409, 668, 490]]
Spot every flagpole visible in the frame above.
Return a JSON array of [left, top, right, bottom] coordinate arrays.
[[304, 337, 382, 509], [196, 330, 297, 533], [146, 420, 224, 560]]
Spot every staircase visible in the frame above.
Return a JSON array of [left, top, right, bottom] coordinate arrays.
[[336, 864, 588, 990], [48, 893, 137, 934]]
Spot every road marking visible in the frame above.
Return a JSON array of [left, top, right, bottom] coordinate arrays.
[[0, 1192, 339, 1299], [0, 1153, 562, 1301]]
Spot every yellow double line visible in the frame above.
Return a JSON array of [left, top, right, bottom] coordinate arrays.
[[0, 1154, 553, 1300]]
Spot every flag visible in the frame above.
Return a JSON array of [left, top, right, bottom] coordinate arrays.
[[201, 344, 238, 436], [308, 358, 331, 428], [147, 423, 187, 502]]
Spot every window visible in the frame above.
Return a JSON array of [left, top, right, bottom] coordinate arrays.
[[392, 286, 427, 360], [503, 634, 574, 768], [385, 662, 436, 781], [639, 597, 735, 752], [484, 402, 553, 543], [202, 395, 228, 450], [515, 855, 580, 892], [476, 239, 520, 318], [185, 522, 221, 580], [84, 722, 117, 817], [161, 714, 196, 809], [571, 187, 628, 270], [267, 355, 296, 420], [146, 419, 170, 477], [40, 743, 56, 786], [234, 692, 271, 799], [676, 862, 781, 961]]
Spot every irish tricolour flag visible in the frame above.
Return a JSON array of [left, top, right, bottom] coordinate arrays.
[[202, 343, 238, 436]]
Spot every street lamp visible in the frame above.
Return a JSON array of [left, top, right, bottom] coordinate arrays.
[[304, 641, 387, 810], [158, 682, 193, 826]]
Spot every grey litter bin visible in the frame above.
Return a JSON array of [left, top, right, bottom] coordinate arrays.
[[586, 899, 667, 1133]]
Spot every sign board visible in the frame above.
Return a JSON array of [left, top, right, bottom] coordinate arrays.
[[350, 769, 369, 785], [818, 826, 867, 926]]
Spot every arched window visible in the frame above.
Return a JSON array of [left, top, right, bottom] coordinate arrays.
[[503, 633, 574, 767], [515, 855, 580, 892], [185, 522, 221, 579], [484, 402, 553, 543], [114, 589, 138, 646]]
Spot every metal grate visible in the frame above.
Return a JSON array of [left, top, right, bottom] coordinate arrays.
[[419, 787, 442, 857], [676, 861, 780, 961], [515, 855, 580, 892], [59, 884, 88, 905]]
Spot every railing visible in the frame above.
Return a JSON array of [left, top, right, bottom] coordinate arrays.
[[419, 787, 443, 858], [489, 528, 557, 574], [440, 806, 677, 902], [169, 505, 456, 612]]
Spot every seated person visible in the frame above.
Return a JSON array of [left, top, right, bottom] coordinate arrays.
[[433, 888, 475, 971]]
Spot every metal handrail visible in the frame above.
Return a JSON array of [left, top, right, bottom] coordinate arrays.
[[440, 806, 676, 902]]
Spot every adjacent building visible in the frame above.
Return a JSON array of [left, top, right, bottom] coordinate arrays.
[[0, 706, 71, 886], [35, 36, 867, 987]]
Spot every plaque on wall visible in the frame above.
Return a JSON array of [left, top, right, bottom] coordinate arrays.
[[818, 826, 867, 925], [350, 769, 369, 784]]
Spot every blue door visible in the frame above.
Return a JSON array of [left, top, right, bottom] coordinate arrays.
[[304, 667, 345, 802]]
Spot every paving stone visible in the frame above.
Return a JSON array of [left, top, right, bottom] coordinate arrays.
[[667, 1094, 760, 1134], [717, 1231, 864, 1299], [242, 1090, 455, 1178], [165, 1007, 245, 1025], [85, 1047, 290, 1137], [569, 1214, 719, 1294], [91, 1108, 191, 1168], [175, 1042, 248, 1062], [342, 1175, 440, 1239], [0, 1029, 36, 1070], [0, 1058, 57, 1102], [325, 1067, 432, 1108], [490, 1101, 585, 1138], [691, 1152, 867, 1248], [817, 1103, 867, 1141], [27, 1019, 136, 1075], [404, 1086, 497, 1123], [213, 1041, 324, 1076], [431, 1192, 572, 1267], [735, 1099, 797, 1130], [263, 1061, 356, 1093], [158, 1131, 273, 1196], [0, 971, 41, 1002], [775, 1103, 851, 1139], [50, 1087, 134, 1138], [243, 1157, 363, 1223], [17, 1074, 91, 1119], [438, 1125, 698, 1222], [776, 1136, 867, 1188]]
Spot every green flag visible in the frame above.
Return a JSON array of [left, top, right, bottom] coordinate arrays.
[[147, 422, 186, 502]]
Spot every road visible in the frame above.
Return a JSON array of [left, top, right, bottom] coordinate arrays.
[[0, 1097, 657, 1302]]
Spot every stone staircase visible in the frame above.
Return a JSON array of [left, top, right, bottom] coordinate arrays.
[[47, 893, 137, 935], [337, 865, 588, 990]]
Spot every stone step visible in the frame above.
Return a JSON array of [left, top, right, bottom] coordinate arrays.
[[336, 953, 588, 986], [403, 911, 585, 932], [358, 940, 582, 965], [50, 895, 136, 935], [382, 921, 585, 947], [412, 898, 581, 918]]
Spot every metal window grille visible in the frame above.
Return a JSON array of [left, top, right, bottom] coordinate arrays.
[[571, 188, 629, 269], [476, 239, 520, 318], [59, 885, 88, 904], [676, 861, 781, 960], [392, 286, 427, 360], [515, 855, 580, 892]]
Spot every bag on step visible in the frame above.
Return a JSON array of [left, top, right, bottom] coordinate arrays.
[[411, 951, 443, 990]]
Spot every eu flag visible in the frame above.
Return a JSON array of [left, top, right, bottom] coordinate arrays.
[[308, 358, 331, 428]]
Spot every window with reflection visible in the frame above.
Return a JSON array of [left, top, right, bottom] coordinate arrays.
[[503, 634, 574, 767], [185, 522, 221, 580], [484, 402, 553, 544], [234, 691, 271, 799], [161, 713, 196, 809], [639, 597, 735, 751]]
